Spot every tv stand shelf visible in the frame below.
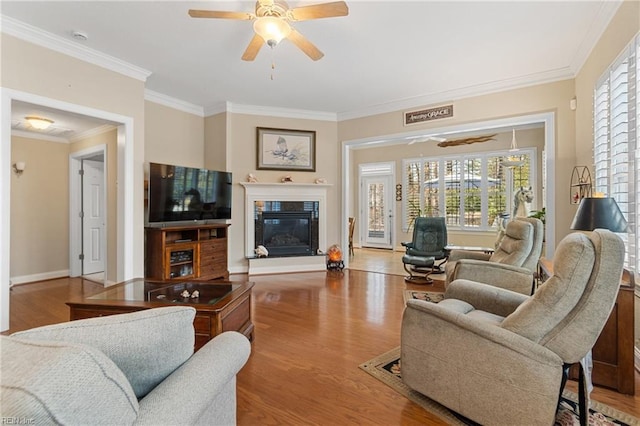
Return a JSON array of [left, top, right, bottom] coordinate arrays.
[[145, 224, 229, 281]]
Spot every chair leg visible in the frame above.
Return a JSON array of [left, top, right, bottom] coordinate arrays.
[[557, 363, 588, 426], [578, 362, 588, 426]]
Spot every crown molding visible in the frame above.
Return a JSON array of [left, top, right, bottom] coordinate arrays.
[[204, 102, 229, 117], [11, 129, 69, 144], [144, 90, 204, 117], [569, 0, 623, 75], [1, 15, 151, 82], [70, 124, 118, 143], [218, 102, 337, 121], [337, 67, 575, 121]]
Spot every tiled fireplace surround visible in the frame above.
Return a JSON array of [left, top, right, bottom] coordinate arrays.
[[240, 182, 331, 275]]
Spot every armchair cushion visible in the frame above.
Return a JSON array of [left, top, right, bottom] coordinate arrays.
[[1, 336, 139, 425], [12, 306, 196, 398]]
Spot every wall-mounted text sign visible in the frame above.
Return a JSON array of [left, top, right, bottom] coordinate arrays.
[[404, 104, 453, 126]]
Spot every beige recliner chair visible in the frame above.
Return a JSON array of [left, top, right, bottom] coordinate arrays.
[[401, 229, 625, 425], [445, 217, 544, 294]]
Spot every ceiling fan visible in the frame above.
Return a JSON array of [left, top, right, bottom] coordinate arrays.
[[188, 0, 349, 61]]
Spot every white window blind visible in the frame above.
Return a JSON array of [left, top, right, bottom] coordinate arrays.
[[402, 149, 535, 232], [593, 33, 639, 274]]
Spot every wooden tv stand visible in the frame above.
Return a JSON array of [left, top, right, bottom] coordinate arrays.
[[145, 224, 229, 281]]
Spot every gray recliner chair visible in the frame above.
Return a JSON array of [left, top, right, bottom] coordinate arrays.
[[401, 229, 625, 425], [1, 306, 251, 425], [445, 217, 544, 294]]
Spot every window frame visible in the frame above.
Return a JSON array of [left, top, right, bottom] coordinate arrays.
[[402, 147, 537, 232]]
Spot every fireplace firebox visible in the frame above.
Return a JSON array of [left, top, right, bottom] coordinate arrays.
[[254, 201, 319, 257]]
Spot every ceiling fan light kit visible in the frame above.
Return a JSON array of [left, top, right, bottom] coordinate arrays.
[[188, 1, 348, 61], [253, 16, 291, 45]]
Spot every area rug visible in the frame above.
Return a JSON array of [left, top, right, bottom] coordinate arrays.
[[403, 289, 445, 304], [360, 347, 638, 425]]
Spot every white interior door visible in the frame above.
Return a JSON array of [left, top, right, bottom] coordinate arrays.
[[82, 160, 105, 275], [361, 175, 393, 249]]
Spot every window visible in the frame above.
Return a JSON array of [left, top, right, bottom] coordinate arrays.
[[593, 33, 639, 274], [402, 149, 535, 232]]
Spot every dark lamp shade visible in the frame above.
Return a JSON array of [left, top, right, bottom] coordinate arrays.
[[570, 197, 628, 232]]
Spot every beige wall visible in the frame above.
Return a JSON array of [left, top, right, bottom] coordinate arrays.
[[225, 113, 339, 272], [70, 129, 118, 282], [351, 128, 545, 249], [575, 0, 640, 170], [2, 34, 147, 281], [204, 112, 228, 171], [144, 101, 205, 168], [10, 136, 69, 279], [339, 79, 576, 249], [574, 0, 640, 350]]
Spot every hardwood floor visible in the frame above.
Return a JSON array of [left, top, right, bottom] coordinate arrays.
[[4, 257, 639, 424]]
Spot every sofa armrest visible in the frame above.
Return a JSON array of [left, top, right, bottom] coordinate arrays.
[[448, 250, 492, 262], [444, 279, 529, 317], [12, 307, 196, 398], [450, 259, 534, 295], [136, 331, 251, 426]]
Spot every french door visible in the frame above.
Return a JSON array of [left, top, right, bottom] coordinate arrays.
[[361, 174, 393, 249]]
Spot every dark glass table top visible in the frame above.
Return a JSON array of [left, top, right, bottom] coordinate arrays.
[[87, 278, 241, 305]]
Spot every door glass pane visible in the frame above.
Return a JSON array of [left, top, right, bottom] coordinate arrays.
[[368, 183, 385, 238]]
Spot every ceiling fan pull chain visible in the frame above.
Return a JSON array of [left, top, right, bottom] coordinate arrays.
[[270, 45, 276, 80]]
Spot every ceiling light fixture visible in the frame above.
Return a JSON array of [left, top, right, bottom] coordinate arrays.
[[25, 116, 54, 130], [253, 16, 291, 47]]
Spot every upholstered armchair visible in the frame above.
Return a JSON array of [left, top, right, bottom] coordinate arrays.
[[444, 217, 543, 294], [1, 307, 251, 425], [401, 216, 448, 283], [401, 229, 625, 425]]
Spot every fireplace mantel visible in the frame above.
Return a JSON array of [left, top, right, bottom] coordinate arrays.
[[239, 182, 332, 275]]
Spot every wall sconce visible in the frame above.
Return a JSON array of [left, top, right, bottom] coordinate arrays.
[[13, 162, 26, 176]]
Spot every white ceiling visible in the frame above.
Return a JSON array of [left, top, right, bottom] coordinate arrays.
[[2, 0, 621, 135]]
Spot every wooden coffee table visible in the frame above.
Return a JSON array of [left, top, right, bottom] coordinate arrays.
[[67, 278, 254, 351]]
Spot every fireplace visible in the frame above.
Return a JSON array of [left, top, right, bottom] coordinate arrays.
[[240, 182, 331, 274], [255, 201, 319, 257]]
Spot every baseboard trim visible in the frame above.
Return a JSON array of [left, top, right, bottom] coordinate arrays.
[[10, 270, 69, 286]]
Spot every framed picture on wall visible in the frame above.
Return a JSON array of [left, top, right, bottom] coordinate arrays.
[[256, 127, 316, 172]]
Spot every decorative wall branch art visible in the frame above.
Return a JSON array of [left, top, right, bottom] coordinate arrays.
[[257, 127, 316, 171], [437, 134, 497, 148]]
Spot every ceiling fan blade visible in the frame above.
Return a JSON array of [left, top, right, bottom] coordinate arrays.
[[188, 9, 254, 20], [288, 1, 349, 21], [242, 34, 264, 61], [287, 28, 324, 61]]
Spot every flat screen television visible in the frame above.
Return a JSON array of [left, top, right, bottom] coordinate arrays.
[[147, 162, 232, 224]]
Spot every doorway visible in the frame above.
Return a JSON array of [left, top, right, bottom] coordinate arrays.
[[341, 112, 557, 270], [1, 88, 136, 332]]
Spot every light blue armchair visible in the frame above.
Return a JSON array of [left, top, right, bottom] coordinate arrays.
[[1, 306, 251, 425]]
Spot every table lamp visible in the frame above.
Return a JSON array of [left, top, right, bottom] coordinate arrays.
[[570, 197, 627, 232]]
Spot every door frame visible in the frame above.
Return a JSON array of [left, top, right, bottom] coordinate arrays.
[[359, 163, 395, 249], [70, 145, 107, 281], [1, 88, 135, 332], [341, 112, 556, 270]]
